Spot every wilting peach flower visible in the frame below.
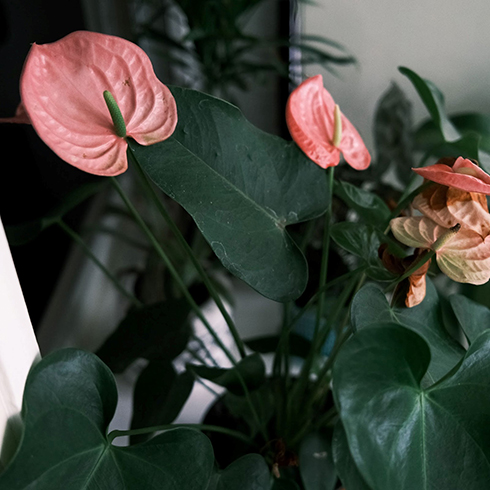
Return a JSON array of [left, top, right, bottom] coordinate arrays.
[[391, 216, 490, 285], [286, 75, 370, 170], [413, 157, 490, 195], [379, 244, 431, 307], [0, 31, 178, 176], [412, 182, 490, 238]]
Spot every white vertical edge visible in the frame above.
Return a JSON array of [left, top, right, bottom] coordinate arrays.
[[0, 216, 40, 469]]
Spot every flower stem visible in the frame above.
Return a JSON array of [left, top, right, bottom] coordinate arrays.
[[110, 177, 269, 442], [57, 218, 142, 308], [127, 149, 246, 359]]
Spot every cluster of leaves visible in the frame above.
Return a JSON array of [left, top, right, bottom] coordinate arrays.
[[4, 66, 490, 489], [131, 0, 356, 96]]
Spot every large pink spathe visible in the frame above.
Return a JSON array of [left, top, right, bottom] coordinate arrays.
[[3, 31, 177, 176], [413, 157, 490, 195], [286, 75, 370, 170]]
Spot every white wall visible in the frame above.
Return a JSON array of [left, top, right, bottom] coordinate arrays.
[[303, 1, 490, 150]]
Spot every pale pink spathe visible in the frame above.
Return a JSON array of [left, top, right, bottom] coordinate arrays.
[[413, 157, 490, 195], [2, 31, 177, 176], [285, 75, 370, 170], [390, 216, 490, 285]]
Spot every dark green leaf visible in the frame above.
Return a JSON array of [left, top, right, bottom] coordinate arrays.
[[272, 479, 300, 490], [330, 222, 395, 281], [130, 361, 195, 444], [189, 353, 265, 395], [373, 82, 414, 183], [96, 299, 191, 373], [415, 114, 490, 172], [399, 66, 460, 142], [0, 349, 215, 489], [350, 280, 464, 384], [450, 294, 490, 344], [333, 181, 391, 228], [332, 422, 372, 490], [129, 86, 329, 302], [299, 432, 336, 490], [333, 325, 490, 490], [209, 454, 271, 490]]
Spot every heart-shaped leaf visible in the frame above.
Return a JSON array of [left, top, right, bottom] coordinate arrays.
[[0, 348, 215, 489], [333, 325, 490, 490], [96, 298, 191, 373], [331, 422, 371, 490], [449, 294, 490, 344], [189, 353, 266, 396], [129, 86, 330, 302], [350, 279, 464, 383]]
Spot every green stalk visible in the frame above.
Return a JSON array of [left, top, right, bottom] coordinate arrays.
[[110, 177, 237, 365], [315, 166, 335, 338], [57, 218, 142, 308], [127, 150, 247, 359], [110, 177, 268, 441], [107, 424, 256, 446]]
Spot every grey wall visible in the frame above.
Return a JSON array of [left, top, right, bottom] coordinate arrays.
[[302, 1, 490, 151]]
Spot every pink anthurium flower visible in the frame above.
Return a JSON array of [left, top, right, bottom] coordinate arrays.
[[413, 156, 490, 195], [285, 75, 370, 170], [0, 31, 178, 176], [412, 183, 490, 238], [391, 216, 490, 285]]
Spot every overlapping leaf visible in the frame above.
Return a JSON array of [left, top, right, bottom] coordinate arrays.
[[350, 279, 464, 383], [0, 349, 215, 489], [333, 325, 490, 490], [129, 86, 330, 302]]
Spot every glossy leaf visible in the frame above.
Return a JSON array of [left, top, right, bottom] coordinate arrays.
[[0, 349, 215, 489], [450, 294, 490, 344], [399, 66, 460, 142], [96, 299, 191, 373], [333, 180, 391, 227], [129, 86, 330, 302], [130, 361, 194, 444], [189, 353, 265, 396], [333, 325, 490, 490], [331, 422, 372, 490], [298, 432, 336, 490], [350, 280, 464, 384]]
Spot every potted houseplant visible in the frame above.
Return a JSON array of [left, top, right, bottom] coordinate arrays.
[[1, 30, 490, 489]]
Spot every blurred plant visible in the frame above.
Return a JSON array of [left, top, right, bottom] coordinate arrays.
[[130, 0, 356, 98]]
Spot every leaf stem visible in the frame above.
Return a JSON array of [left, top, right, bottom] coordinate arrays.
[[107, 424, 256, 446], [127, 149, 247, 359], [57, 218, 142, 308], [109, 177, 268, 442]]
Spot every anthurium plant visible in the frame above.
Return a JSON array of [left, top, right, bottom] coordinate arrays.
[[2, 31, 490, 489]]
